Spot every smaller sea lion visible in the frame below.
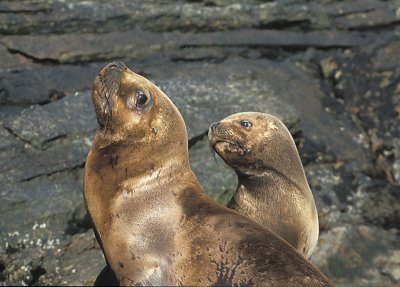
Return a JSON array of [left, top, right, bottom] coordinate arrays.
[[208, 112, 319, 259]]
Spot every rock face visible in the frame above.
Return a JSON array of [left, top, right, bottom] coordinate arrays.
[[0, 0, 399, 286]]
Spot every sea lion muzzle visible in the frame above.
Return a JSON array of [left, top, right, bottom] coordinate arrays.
[[210, 121, 221, 132], [208, 121, 242, 148], [106, 61, 126, 71], [92, 62, 125, 127]]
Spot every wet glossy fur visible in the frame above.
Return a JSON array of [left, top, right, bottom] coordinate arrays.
[[84, 62, 332, 286], [208, 113, 319, 259]]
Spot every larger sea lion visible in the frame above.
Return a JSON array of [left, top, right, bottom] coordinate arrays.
[[208, 113, 319, 259], [84, 62, 332, 286]]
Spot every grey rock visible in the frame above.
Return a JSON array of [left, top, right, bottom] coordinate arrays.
[[308, 160, 400, 231], [0, 106, 25, 122], [0, 65, 100, 105], [334, 7, 399, 30], [170, 47, 230, 62], [0, 43, 30, 70], [305, 161, 385, 232], [0, 168, 98, 284], [320, 49, 400, 185], [0, 135, 90, 182], [189, 136, 237, 205], [323, 0, 385, 16], [0, 169, 84, 236], [39, 232, 104, 286], [155, 61, 299, 140], [0, 0, 393, 36], [3, 91, 97, 148], [0, 30, 174, 63], [1, 231, 104, 286], [0, 126, 20, 152], [306, 164, 354, 230], [185, 29, 374, 48], [0, 0, 132, 35], [312, 224, 400, 287], [320, 57, 338, 79], [393, 140, 400, 183], [373, 40, 400, 71], [354, 181, 400, 230], [0, 1, 317, 35], [154, 58, 367, 165], [0, 29, 375, 64], [0, 1, 52, 13]]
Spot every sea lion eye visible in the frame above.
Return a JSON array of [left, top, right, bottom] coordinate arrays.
[[240, 120, 252, 129], [136, 91, 148, 108]]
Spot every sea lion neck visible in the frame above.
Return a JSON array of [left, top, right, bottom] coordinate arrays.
[[84, 125, 195, 274], [238, 164, 307, 195], [91, 130, 191, 181]]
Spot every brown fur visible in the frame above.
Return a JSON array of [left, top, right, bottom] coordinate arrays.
[[208, 113, 319, 259], [84, 62, 332, 286]]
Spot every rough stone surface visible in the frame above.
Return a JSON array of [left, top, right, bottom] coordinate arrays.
[[3, 91, 96, 148], [0, 0, 399, 286], [156, 58, 368, 165], [0, 135, 91, 183], [312, 225, 400, 287], [189, 136, 237, 205], [0, 65, 101, 105], [0, 29, 376, 64]]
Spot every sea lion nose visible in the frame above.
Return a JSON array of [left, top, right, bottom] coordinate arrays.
[[210, 122, 220, 132], [107, 61, 126, 71]]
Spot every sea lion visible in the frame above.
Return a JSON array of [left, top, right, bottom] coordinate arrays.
[[208, 112, 319, 259], [84, 62, 332, 286]]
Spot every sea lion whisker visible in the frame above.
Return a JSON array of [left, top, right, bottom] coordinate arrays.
[[109, 66, 124, 72], [104, 95, 112, 116], [234, 140, 244, 149], [147, 276, 156, 286]]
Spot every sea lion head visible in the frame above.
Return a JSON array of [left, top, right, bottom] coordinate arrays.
[[92, 62, 188, 149], [208, 112, 296, 177]]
